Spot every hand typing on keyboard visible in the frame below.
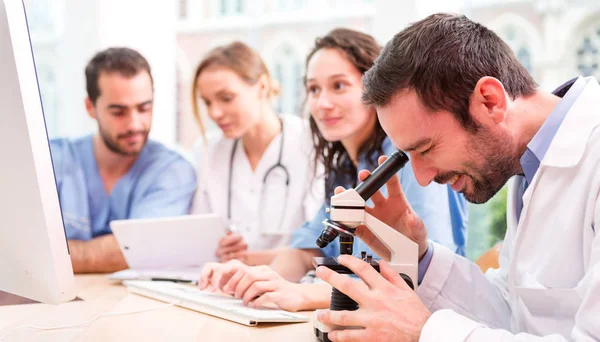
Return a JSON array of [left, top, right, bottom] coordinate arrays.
[[124, 280, 308, 325], [198, 261, 323, 312]]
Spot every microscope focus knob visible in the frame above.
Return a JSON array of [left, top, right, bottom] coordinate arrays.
[[400, 273, 415, 290]]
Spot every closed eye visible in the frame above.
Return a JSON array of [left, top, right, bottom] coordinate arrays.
[[419, 146, 432, 156]]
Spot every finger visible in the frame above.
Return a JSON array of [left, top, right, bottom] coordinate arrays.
[[242, 280, 276, 306], [219, 234, 243, 248], [234, 266, 273, 298], [328, 328, 367, 342], [223, 269, 246, 295], [198, 263, 218, 290], [217, 242, 248, 257], [210, 266, 227, 291], [336, 255, 389, 290], [357, 170, 370, 182], [379, 259, 411, 290], [334, 186, 346, 195], [368, 188, 386, 206], [382, 167, 405, 199], [377, 155, 388, 165], [315, 266, 367, 305], [249, 291, 277, 309], [316, 309, 363, 328], [211, 262, 242, 291]]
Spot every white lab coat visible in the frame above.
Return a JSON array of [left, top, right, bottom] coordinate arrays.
[[417, 77, 600, 341], [191, 114, 324, 251]]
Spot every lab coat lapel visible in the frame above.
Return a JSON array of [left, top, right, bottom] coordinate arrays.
[[510, 77, 600, 278], [542, 77, 600, 168]]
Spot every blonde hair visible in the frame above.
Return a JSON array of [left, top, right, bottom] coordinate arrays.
[[191, 41, 280, 139]]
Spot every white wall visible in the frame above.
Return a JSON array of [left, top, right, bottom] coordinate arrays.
[[54, 0, 178, 146]]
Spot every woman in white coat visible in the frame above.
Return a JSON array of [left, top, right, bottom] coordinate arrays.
[[191, 42, 322, 266]]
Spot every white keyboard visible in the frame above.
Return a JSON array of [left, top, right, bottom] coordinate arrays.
[[124, 280, 309, 326]]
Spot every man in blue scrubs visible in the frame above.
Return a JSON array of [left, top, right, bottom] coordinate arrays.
[[50, 47, 196, 273]]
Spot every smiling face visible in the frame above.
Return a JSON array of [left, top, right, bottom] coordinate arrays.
[[305, 48, 376, 144], [377, 86, 520, 204], [195, 66, 266, 139]]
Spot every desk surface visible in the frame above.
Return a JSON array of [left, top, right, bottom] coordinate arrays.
[[0, 275, 315, 341]]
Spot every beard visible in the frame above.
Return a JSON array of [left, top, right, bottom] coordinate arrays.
[[435, 126, 520, 204], [98, 124, 149, 157]]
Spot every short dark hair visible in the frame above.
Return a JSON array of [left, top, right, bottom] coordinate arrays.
[[362, 13, 538, 131], [85, 47, 153, 104]]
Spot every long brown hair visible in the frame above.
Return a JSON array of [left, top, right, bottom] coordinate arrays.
[[304, 28, 387, 198], [191, 41, 279, 140]]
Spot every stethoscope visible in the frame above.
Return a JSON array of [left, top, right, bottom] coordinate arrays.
[[227, 119, 290, 227]]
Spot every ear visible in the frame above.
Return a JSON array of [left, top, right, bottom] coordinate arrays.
[[469, 77, 508, 125], [85, 97, 97, 119], [257, 74, 270, 99]]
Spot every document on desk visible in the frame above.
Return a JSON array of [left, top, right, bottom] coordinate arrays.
[[109, 268, 202, 283]]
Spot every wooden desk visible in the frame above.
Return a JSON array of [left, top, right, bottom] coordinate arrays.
[[0, 275, 315, 341]]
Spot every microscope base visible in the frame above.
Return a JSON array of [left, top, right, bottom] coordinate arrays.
[[313, 311, 362, 342], [314, 327, 332, 342]]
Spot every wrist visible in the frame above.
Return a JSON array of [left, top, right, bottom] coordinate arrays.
[[298, 283, 331, 310]]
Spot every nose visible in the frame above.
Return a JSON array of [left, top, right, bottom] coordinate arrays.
[[208, 105, 224, 121], [316, 90, 334, 110], [128, 110, 145, 132], [409, 154, 437, 187]]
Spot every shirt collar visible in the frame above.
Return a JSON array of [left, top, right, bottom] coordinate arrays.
[[519, 77, 586, 185]]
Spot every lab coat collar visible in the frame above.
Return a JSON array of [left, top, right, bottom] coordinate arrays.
[[542, 77, 600, 168]]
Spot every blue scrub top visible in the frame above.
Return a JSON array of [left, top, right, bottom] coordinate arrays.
[[290, 137, 468, 258], [50, 135, 197, 240]]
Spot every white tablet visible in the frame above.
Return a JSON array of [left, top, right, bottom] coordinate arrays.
[[110, 214, 225, 270]]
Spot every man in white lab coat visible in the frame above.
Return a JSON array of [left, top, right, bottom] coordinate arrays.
[[314, 13, 600, 341]]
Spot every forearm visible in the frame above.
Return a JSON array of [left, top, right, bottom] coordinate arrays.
[[245, 248, 285, 266], [418, 243, 511, 330], [270, 248, 322, 282], [67, 235, 128, 274], [422, 309, 570, 342]]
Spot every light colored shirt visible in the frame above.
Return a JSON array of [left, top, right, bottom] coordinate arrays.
[[520, 77, 585, 187], [191, 114, 324, 251], [50, 135, 197, 240], [290, 137, 469, 258], [516, 77, 586, 221]]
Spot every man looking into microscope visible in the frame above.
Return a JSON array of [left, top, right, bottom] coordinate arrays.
[[315, 13, 600, 342]]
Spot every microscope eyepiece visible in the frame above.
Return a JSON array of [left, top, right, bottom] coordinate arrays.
[[355, 150, 409, 200]]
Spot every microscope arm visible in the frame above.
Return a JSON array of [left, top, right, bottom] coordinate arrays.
[[363, 212, 418, 290]]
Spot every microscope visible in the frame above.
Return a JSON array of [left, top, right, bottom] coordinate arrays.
[[312, 151, 419, 342]]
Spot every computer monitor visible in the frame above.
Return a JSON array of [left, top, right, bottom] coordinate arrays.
[[0, 0, 75, 304]]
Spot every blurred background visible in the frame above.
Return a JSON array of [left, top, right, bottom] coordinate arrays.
[[25, 0, 600, 261]]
